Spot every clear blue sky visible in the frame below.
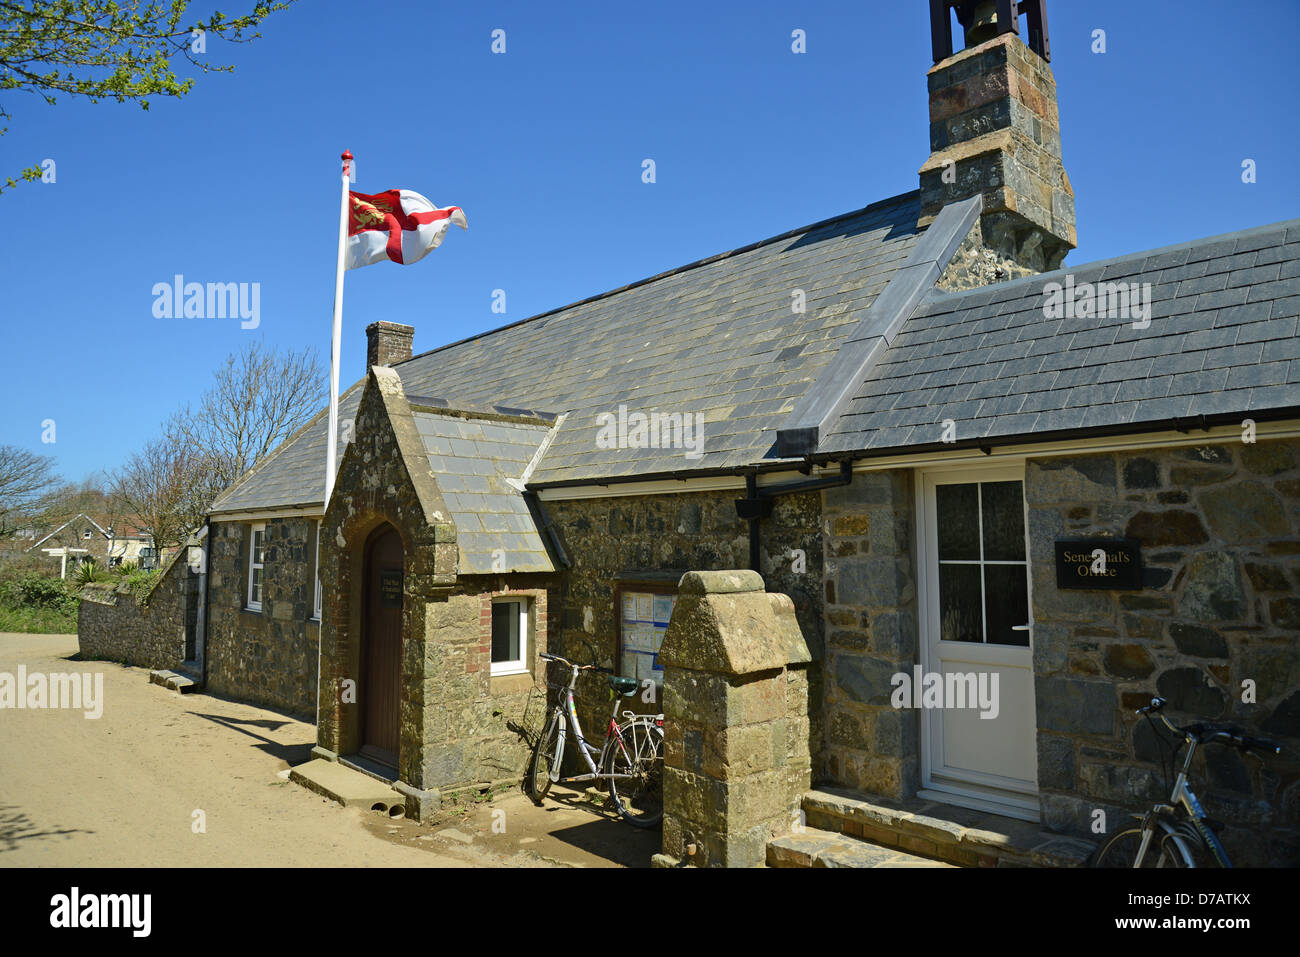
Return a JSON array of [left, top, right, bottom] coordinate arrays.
[[3, 0, 1297, 483]]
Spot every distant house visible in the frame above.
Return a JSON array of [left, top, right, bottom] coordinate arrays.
[[27, 514, 109, 578], [24, 514, 154, 577], [87, 1, 1299, 863]]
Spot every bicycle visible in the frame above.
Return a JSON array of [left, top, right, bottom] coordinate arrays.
[[525, 652, 665, 828], [1091, 696, 1281, 868]]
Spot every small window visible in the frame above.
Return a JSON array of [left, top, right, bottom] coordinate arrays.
[[312, 520, 323, 620], [247, 523, 266, 610], [490, 600, 528, 676], [82, 528, 92, 539]]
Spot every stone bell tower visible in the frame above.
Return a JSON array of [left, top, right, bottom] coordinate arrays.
[[920, 0, 1076, 285]]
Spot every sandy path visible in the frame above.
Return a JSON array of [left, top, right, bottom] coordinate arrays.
[[0, 633, 655, 868]]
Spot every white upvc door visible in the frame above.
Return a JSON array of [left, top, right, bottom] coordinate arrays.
[[916, 463, 1039, 822]]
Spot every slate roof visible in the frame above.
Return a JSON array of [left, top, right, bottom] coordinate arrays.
[[820, 218, 1300, 454], [211, 191, 924, 512], [210, 200, 1300, 523], [211, 387, 363, 513], [411, 409, 556, 574]]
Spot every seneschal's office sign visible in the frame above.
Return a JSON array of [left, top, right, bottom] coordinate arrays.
[[1054, 538, 1142, 590]]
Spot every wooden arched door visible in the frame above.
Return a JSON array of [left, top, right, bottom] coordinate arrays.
[[360, 524, 403, 767]]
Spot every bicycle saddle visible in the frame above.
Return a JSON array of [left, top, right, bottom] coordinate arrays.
[[607, 675, 640, 696]]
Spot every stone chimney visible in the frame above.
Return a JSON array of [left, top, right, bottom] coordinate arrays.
[[366, 321, 414, 367], [920, 1, 1075, 284]]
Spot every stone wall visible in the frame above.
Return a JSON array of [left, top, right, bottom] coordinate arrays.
[[820, 469, 920, 797], [77, 550, 195, 669], [542, 487, 824, 748], [421, 576, 553, 793], [936, 216, 1037, 293], [1026, 439, 1300, 866], [205, 517, 320, 717]]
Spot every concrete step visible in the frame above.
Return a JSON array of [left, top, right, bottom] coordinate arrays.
[[148, 669, 200, 693], [802, 787, 1096, 868], [768, 826, 956, 868], [290, 758, 406, 817]]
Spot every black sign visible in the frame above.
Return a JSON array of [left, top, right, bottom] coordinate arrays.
[[1055, 539, 1142, 590], [380, 569, 403, 607]]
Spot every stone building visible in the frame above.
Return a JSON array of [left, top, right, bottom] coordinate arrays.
[[87, 1, 1299, 864]]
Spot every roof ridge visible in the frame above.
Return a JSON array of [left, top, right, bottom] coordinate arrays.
[[392, 189, 922, 368]]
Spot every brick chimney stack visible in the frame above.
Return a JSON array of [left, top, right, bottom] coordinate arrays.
[[920, 1, 1075, 277], [366, 321, 414, 367]]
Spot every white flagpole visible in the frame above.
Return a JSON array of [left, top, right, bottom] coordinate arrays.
[[324, 149, 352, 508], [318, 148, 351, 733]]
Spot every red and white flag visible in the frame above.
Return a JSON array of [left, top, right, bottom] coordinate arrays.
[[345, 188, 467, 270]]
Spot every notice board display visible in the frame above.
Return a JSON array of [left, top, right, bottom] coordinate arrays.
[[620, 590, 675, 686]]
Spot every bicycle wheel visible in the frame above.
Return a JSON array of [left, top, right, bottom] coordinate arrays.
[[526, 712, 561, 805], [1091, 826, 1196, 868], [604, 718, 664, 828]]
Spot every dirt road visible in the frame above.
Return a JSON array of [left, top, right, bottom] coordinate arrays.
[[0, 633, 656, 867]]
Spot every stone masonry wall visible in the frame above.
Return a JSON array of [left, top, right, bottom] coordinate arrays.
[[542, 488, 824, 752], [206, 517, 319, 718], [77, 549, 195, 669], [937, 216, 1037, 293], [421, 575, 554, 794], [820, 470, 920, 798], [1027, 439, 1300, 866]]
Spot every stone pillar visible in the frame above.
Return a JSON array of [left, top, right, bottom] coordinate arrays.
[[656, 570, 812, 868], [918, 31, 1076, 274]]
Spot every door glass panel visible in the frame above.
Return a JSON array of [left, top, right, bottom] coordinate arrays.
[[984, 563, 1029, 646], [934, 477, 1029, 646], [938, 564, 982, 642], [936, 483, 979, 560], [981, 481, 1026, 561]]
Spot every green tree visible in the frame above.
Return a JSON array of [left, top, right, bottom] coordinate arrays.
[[1, 0, 295, 191]]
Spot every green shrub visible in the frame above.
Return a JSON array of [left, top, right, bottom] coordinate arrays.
[[74, 558, 109, 585], [0, 573, 76, 611], [0, 571, 79, 634], [121, 568, 161, 602], [0, 603, 78, 634]]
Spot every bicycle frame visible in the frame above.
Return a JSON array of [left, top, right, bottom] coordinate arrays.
[[1132, 725, 1233, 868], [544, 665, 644, 785]]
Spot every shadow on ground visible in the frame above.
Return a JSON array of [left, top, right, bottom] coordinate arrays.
[[191, 712, 314, 766], [0, 803, 92, 854]]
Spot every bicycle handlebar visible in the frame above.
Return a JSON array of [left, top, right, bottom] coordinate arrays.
[[539, 652, 612, 674], [1138, 696, 1282, 756]]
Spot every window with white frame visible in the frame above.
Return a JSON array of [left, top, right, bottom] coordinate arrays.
[[490, 599, 528, 676], [312, 520, 322, 620], [247, 523, 266, 610]]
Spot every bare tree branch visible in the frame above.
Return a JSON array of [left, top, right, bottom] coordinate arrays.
[[0, 444, 59, 537]]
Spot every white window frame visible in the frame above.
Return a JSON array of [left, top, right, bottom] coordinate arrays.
[[489, 598, 529, 676], [311, 520, 322, 621], [246, 523, 266, 611]]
